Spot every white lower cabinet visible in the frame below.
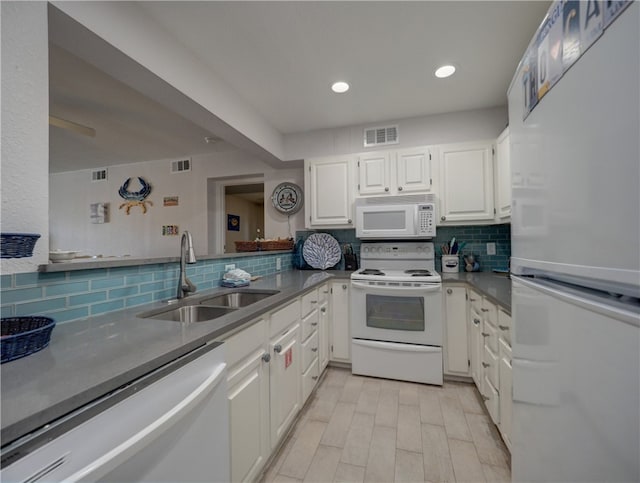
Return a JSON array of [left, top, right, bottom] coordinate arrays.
[[498, 338, 513, 451], [269, 322, 301, 448], [444, 286, 469, 376], [223, 319, 270, 483], [468, 305, 483, 387], [318, 300, 329, 371], [330, 281, 351, 362]]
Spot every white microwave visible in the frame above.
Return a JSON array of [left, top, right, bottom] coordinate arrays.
[[355, 195, 436, 239]]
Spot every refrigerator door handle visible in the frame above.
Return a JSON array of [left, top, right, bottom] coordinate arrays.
[[68, 362, 226, 482]]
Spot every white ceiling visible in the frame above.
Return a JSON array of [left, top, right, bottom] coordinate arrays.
[[49, 1, 550, 171], [140, 1, 550, 133]]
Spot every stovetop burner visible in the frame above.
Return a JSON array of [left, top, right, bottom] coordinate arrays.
[[360, 269, 385, 276], [405, 269, 432, 276]]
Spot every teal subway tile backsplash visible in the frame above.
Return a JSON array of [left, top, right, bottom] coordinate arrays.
[[1, 252, 292, 324]]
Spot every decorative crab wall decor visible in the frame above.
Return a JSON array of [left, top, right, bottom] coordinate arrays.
[[118, 177, 153, 215]]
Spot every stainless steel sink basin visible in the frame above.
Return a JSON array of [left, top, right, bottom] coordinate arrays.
[[199, 290, 279, 308], [140, 305, 237, 323]]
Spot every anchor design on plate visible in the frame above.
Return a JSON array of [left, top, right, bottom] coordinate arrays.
[[118, 177, 153, 215]]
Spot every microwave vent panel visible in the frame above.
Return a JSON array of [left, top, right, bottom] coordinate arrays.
[[364, 125, 399, 147]]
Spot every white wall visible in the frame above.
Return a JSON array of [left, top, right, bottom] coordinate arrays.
[[283, 106, 507, 160], [50, 147, 305, 258], [1, 2, 49, 273]]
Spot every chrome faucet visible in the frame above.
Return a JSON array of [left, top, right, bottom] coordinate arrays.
[[177, 231, 197, 299]]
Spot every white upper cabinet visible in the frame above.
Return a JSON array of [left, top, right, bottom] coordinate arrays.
[[355, 147, 434, 197], [495, 127, 511, 220], [305, 156, 354, 228], [395, 146, 434, 194], [357, 151, 392, 196], [439, 142, 495, 223]]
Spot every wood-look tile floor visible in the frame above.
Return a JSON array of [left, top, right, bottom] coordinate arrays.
[[262, 368, 511, 483]]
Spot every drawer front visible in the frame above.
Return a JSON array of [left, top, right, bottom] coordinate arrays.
[[483, 344, 499, 389], [498, 309, 512, 346], [302, 331, 319, 372], [301, 289, 319, 317], [270, 300, 301, 337], [483, 317, 499, 354], [301, 309, 319, 341], [302, 358, 319, 402], [481, 299, 498, 327], [222, 317, 267, 370], [318, 283, 330, 303], [468, 289, 482, 313], [483, 375, 500, 425]]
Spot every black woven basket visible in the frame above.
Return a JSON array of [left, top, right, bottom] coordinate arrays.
[[0, 233, 41, 258], [1, 316, 56, 363]]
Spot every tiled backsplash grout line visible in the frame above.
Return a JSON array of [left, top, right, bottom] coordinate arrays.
[[1, 252, 292, 323]]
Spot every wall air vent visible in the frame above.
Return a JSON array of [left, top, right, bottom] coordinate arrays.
[[171, 158, 191, 173], [364, 125, 399, 147], [91, 168, 108, 182]]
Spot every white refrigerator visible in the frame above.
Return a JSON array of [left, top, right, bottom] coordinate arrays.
[[507, 2, 640, 482]]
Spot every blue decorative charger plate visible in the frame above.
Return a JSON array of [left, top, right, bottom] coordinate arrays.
[[302, 233, 341, 270]]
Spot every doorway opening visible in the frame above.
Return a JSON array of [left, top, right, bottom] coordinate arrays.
[[224, 183, 264, 253]]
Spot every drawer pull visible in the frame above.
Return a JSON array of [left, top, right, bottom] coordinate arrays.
[[482, 395, 490, 401], [312, 375, 318, 380], [323, 290, 329, 294], [482, 362, 490, 368], [481, 332, 490, 337], [311, 322, 318, 326], [310, 300, 318, 304], [481, 308, 489, 312], [469, 298, 477, 302], [473, 318, 481, 325], [311, 347, 318, 352], [342, 284, 347, 290], [446, 288, 453, 295], [499, 325, 509, 331], [321, 307, 326, 313]]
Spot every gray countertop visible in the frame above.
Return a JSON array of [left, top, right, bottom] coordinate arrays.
[[1, 269, 511, 447], [1, 270, 332, 445], [441, 272, 512, 313]]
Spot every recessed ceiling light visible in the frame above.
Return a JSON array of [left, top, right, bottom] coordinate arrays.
[[331, 81, 350, 93], [435, 65, 456, 78]]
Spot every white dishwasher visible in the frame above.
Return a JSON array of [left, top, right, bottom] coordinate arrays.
[[1, 342, 229, 483]]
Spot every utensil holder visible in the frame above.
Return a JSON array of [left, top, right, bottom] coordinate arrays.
[[441, 255, 460, 273]]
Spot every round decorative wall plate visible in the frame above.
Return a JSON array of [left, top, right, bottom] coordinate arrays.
[[303, 233, 341, 270], [271, 182, 303, 214]]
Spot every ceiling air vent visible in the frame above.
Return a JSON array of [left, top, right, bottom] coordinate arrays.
[[171, 158, 191, 174], [91, 168, 108, 182], [364, 125, 399, 147]]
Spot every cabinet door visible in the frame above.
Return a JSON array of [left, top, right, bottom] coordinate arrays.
[[439, 142, 495, 223], [305, 156, 354, 228], [330, 281, 351, 362], [357, 151, 391, 196], [319, 300, 329, 371], [444, 286, 469, 375], [396, 146, 433, 194], [498, 338, 512, 451], [270, 323, 301, 448], [496, 127, 511, 219], [468, 306, 483, 387], [228, 348, 270, 483]]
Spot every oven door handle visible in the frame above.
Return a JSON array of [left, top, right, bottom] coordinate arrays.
[[352, 339, 441, 353], [350, 281, 441, 293]]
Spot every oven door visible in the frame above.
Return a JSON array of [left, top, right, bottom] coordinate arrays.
[[350, 280, 442, 346]]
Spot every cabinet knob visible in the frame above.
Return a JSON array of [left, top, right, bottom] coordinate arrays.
[[441, 216, 446, 221], [473, 318, 481, 325], [311, 347, 318, 352], [482, 362, 490, 368], [446, 288, 453, 295], [321, 307, 326, 313], [262, 353, 271, 363], [499, 325, 510, 331], [311, 322, 318, 326], [385, 187, 389, 192], [274, 344, 282, 354], [347, 219, 352, 224], [342, 284, 347, 290], [398, 186, 403, 191], [481, 332, 490, 337]]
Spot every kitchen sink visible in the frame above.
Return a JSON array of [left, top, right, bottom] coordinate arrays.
[[198, 290, 279, 308], [140, 305, 237, 323]]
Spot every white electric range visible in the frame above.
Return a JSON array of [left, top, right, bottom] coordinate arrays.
[[350, 242, 443, 385]]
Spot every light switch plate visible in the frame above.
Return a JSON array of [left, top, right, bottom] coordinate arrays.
[[486, 242, 496, 255], [276, 257, 281, 271]]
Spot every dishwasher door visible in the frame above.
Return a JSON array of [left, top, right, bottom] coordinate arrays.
[[1, 343, 229, 483]]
